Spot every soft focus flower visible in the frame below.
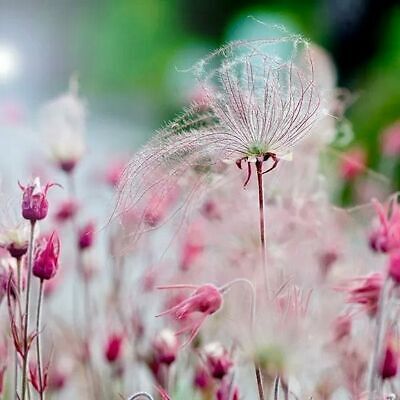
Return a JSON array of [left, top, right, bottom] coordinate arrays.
[[203, 342, 233, 379], [345, 273, 383, 316], [152, 329, 179, 365], [39, 79, 86, 173], [104, 158, 127, 188], [180, 220, 204, 271], [0, 222, 29, 258], [78, 221, 95, 250], [332, 314, 352, 342], [104, 333, 124, 363], [339, 147, 366, 181], [32, 232, 61, 280], [380, 121, 400, 157], [157, 283, 223, 345], [54, 199, 79, 223], [369, 198, 400, 253], [20, 177, 57, 222]]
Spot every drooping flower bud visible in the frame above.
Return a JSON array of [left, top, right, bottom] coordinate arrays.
[[32, 232, 60, 281], [153, 329, 179, 365], [20, 178, 57, 222], [193, 365, 212, 391], [346, 273, 383, 317], [203, 342, 233, 379], [368, 198, 400, 253], [0, 222, 30, 259], [54, 199, 79, 223], [104, 333, 124, 364], [78, 221, 95, 250], [156, 283, 223, 345], [379, 344, 398, 380]]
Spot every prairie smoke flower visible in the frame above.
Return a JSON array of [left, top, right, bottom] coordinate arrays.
[[39, 79, 86, 173], [20, 178, 58, 222], [156, 283, 223, 345], [152, 329, 179, 365], [116, 35, 324, 221], [369, 198, 400, 253], [202, 342, 233, 379], [32, 232, 60, 280], [0, 221, 29, 258], [78, 221, 95, 250], [104, 333, 124, 363]]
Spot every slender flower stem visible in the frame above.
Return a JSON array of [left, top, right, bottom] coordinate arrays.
[[255, 364, 265, 400], [35, 280, 44, 400], [255, 160, 270, 297], [13, 257, 22, 400], [21, 221, 36, 400], [367, 278, 391, 400]]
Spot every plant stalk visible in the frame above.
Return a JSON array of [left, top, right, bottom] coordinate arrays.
[[35, 280, 44, 400], [21, 221, 36, 400]]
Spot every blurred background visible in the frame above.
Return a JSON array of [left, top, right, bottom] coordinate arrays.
[[0, 0, 399, 202]]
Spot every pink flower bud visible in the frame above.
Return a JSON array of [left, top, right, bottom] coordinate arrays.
[[193, 366, 212, 390], [20, 178, 57, 222], [379, 344, 398, 380], [156, 283, 223, 346], [203, 342, 233, 379], [54, 199, 79, 223], [153, 329, 179, 365], [78, 221, 95, 250], [104, 333, 124, 363], [0, 223, 30, 259], [32, 232, 60, 281], [369, 199, 400, 253]]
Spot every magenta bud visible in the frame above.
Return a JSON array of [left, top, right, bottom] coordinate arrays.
[[379, 344, 398, 380], [78, 222, 95, 250], [104, 333, 124, 363], [20, 178, 57, 222], [32, 232, 60, 280], [193, 366, 212, 390], [153, 329, 179, 365], [203, 342, 233, 379]]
